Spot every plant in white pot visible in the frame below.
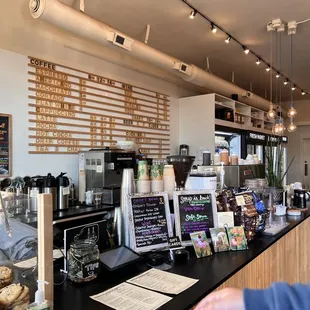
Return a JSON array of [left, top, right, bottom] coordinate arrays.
[[265, 137, 294, 203]]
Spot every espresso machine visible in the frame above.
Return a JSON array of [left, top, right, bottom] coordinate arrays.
[[82, 149, 136, 204]]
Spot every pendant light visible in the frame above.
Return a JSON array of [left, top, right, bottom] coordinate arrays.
[[287, 120, 297, 132], [267, 31, 275, 121], [287, 33, 297, 131]]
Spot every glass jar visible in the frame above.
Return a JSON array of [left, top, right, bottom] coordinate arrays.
[[67, 239, 100, 283]]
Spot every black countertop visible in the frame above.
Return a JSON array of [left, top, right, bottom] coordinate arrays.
[[16, 204, 116, 226], [54, 211, 310, 310]]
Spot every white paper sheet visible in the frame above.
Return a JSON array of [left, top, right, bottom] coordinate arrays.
[[217, 211, 234, 228], [91, 282, 172, 310], [14, 249, 63, 268], [127, 268, 199, 295]]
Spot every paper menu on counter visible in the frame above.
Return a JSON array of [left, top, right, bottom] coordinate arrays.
[[127, 268, 199, 295], [90, 282, 172, 310]]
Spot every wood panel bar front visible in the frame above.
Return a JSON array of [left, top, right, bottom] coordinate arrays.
[[217, 216, 310, 290]]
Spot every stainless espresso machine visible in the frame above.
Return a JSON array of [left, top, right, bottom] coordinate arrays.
[[82, 149, 136, 204]]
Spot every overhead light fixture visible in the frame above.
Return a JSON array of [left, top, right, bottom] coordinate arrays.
[[291, 84, 296, 91], [243, 46, 250, 54], [277, 119, 286, 136], [211, 23, 217, 33], [287, 121, 297, 132], [287, 106, 297, 118], [256, 59, 261, 65], [266, 66, 271, 72], [302, 90, 306, 95], [283, 79, 288, 85], [267, 105, 276, 119], [276, 73, 280, 78], [225, 36, 231, 43], [189, 10, 197, 19]]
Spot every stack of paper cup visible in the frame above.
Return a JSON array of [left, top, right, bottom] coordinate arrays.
[[151, 164, 164, 192], [163, 164, 175, 199], [136, 160, 151, 193]]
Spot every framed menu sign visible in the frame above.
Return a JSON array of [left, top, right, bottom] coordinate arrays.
[[0, 114, 12, 177], [129, 192, 173, 253], [174, 190, 218, 246]]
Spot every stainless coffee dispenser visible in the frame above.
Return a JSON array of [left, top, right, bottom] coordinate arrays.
[[56, 172, 70, 210], [42, 173, 57, 211]]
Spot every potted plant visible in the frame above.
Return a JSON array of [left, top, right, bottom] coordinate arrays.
[[265, 137, 294, 203]]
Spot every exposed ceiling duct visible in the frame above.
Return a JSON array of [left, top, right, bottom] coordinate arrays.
[[29, 0, 273, 111]]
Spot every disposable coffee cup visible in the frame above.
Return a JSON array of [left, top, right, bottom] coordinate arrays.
[[151, 164, 163, 181], [137, 180, 151, 194], [137, 160, 149, 180], [151, 180, 164, 192]]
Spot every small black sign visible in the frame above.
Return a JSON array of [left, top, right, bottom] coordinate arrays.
[[130, 194, 172, 252], [174, 191, 217, 245], [0, 114, 11, 177], [168, 236, 182, 249], [82, 259, 100, 278], [247, 132, 266, 142]]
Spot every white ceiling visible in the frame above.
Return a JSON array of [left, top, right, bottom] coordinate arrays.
[[62, 0, 310, 102]]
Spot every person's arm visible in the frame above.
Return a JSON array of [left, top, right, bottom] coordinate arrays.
[[244, 282, 310, 310]]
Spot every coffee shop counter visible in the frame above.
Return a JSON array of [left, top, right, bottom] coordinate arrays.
[[54, 210, 310, 310], [16, 204, 116, 227]]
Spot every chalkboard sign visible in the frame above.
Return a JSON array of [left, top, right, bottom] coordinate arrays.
[[129, 192, 173, 253], [0, 114, 12, 177], [174, 190, 218, 246]]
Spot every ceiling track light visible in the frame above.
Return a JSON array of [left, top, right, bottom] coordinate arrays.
[[225, 36, 231, 43], [243, 46, 250, 54], [189, 10, 197, 19], [284, 79, 288, 85], [302, 90, 306, 95], [211, 23, 217, 33], [266, 66, 271, 72], [256, 59, 261, 65], [276, 73, 280, 78], [291, 84, 296, 91]]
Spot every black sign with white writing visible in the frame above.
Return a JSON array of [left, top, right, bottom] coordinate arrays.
[[82, 259, 100, 278], [247, 132, 266, 143], [0, 114, 11, 177], [131, 195, 169, 249], [177, 193, 215, 242], [168, 236, 182, 249]]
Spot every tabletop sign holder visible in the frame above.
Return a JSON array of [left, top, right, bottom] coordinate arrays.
[[128, 192, 173, 253], [0, 114, 12, 177], [174, 190, 218, 246]]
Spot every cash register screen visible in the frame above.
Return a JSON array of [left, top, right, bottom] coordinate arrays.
[[100, 246, 141, 271]]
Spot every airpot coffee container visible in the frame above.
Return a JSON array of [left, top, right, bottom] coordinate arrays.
[[56, 172, 70, 210], [42, 173, 57, 211]]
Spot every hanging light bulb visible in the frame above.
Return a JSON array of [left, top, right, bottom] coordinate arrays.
[[256, 59, 261, 65], [211, 23, 217, 33], [287, 121, 297, 132], [243, 46, 250, 54], [277, 119, 286, 135], [272, 123, 280, 135], [287, 106, 297, 118], [189, 10, 197, 19], [267, 105, 276, 119], [225, 36, 231, 43]]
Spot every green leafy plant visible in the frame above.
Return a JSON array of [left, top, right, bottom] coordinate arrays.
[[265, 137, 294, 188]]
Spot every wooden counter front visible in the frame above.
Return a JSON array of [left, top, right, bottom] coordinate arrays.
[[217, 216, 310, 290]]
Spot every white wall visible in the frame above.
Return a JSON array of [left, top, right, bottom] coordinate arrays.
[[0, 0, 198, 184]]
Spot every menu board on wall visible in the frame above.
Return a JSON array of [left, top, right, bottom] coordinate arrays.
[[174, 190, 217, 246], [27, 57, 170, 158], [0, 114, 12, 177], [129, 193, 173, 253]]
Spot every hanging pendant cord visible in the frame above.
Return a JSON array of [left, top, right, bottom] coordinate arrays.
[[290, 35, 293, 109], [270, 31, 273, 106]]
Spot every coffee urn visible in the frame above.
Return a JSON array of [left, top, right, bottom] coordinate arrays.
[[42, 173, 57, 211], [56, 172, 70, 210]]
